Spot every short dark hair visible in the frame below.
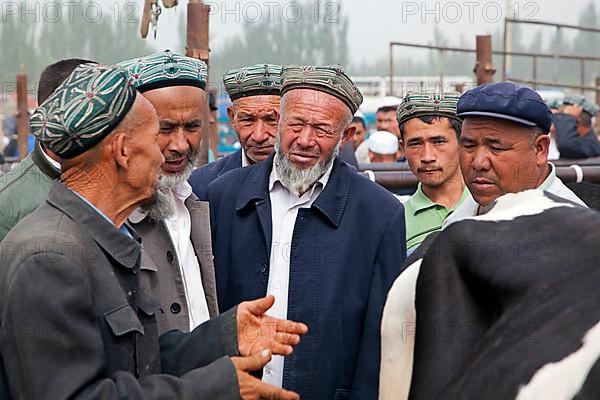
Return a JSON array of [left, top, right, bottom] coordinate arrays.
[[376, 105, 398, 114], [580, 111, 593, 128], [351, 116, 366, 129], [37, 58, 96, 103], [399, 115, 462, 139]]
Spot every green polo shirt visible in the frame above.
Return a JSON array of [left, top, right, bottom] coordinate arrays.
[[404, 183, 469, 253]]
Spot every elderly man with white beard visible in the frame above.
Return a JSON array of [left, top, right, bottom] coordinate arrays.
[[207, 65, 407, 400], [119, 50, 218, 334]]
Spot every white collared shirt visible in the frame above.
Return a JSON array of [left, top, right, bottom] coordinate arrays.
[[163, 181, 211, 330], [443, 163, 587, 229], [262, 160, 333, 388], [241, 150, 251, 167]]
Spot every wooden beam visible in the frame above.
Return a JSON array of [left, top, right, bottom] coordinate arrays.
[[187, 0, 212, 165], [475, 35, 495, 86], [16, 67, 29, 161]]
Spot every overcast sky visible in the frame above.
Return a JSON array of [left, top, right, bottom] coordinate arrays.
[[143, 0, 596, 66]]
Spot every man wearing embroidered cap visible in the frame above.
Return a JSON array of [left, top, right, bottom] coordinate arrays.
[[208, 64, 406, 399], [553, 94, 600, 159], [396, 92, 468, 253], [444, 82, 585, 227], [189, 63, 282, 200], [0, 58, 95, 242], [119, 50, 219, 335], [0, 63, 307, 400]]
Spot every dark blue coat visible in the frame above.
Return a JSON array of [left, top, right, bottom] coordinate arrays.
[[207, 155, 407, 400], [554, 113, 600, 159], [189, 149, 242, 200]]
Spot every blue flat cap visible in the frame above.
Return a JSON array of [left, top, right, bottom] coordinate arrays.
[[457, 82, 553, 133]]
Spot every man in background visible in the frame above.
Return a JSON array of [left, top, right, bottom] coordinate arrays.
[[397, 93, 467, 254], [554, 94, 600, 159], [368, 131, 400, 163], [189, 63, 282, 200], [0, 58, 95, 241]]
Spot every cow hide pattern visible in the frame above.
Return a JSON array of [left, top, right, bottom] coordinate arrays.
[[381, 189, 600, 400]]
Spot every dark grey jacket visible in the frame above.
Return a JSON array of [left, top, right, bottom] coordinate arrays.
[[129, 193, 219, 334], [0, 182, 241, 400]]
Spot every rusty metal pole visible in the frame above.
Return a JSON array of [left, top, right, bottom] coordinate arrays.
[[475, 35, 495, 86], [186, 0, 211, 166], [16, 67, 29, 161]]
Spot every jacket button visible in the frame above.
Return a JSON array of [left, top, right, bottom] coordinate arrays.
[[170, 302, 181, 314], [260, 263, 268, 273], [166, 250, 174, 263]]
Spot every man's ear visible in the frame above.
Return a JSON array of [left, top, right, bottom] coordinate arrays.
[[398, 138, 405, 152], [111, 132, 129, 170], [534, 134, 550, 164], [227, 106, 235, 125], [342, 124, 356, 145]]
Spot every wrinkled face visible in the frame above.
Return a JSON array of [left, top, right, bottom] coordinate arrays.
[[142, 86, 205, 178], [126, 96, 164, 201], [459, 117, 549, 207], [402, 117, 461, 189], [229, 95, 280, 163], [349, 120, 367, 150], [277, 89, 349, 170], [376, 110, 400, 137]]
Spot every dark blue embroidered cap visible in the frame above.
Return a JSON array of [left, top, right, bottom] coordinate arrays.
[[457, 82, 553, 133]]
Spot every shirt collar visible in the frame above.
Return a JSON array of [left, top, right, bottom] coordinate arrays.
[[269, 157, 334, 196], [241, 149, 252, 167], [172, 180, 193, 201], [538, 163, 556, 192], [407, 182, 469, 215]]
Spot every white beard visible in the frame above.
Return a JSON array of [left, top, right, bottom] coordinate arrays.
[[141, 146, 200, 221], [273, 134, 341, 196]]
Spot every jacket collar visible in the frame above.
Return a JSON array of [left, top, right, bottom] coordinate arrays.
[[235, 154, 351, 228], [236, 153, 275, 212], [47, 182, 141, 269]]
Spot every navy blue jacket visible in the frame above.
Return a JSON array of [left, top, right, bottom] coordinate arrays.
[[554, 113, 600, 159], [189, 149, 242, 200], [207, 155, 407, 400]]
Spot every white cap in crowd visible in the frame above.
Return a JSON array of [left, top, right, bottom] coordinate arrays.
[[368, 131, 398, 154]]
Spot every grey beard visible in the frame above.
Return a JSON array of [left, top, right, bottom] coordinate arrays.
[[144, 188, 175, 221], [141, 148, 200, 221], [274, 134, 341, 196]]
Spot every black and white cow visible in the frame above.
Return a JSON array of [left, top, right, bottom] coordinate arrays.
[[381, 189, 600, 400]]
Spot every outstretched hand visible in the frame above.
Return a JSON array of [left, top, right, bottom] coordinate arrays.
[[231, 349, 300, 400], [236, 295, 308, 357]]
